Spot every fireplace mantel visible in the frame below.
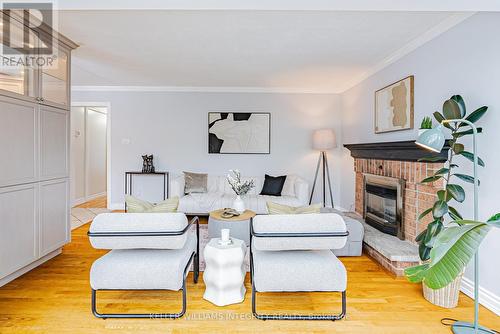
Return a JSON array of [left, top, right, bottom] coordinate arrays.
[[344, 140, 451, 162]]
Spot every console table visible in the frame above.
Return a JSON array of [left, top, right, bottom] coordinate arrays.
[[124, 171, 169, 211]]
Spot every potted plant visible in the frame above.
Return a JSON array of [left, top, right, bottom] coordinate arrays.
[[418, 116, 433, 136], [227, 169, 255, 213], [405, 95, 499, 308]]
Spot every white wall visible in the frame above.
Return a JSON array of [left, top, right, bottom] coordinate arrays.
[[70, 106, 86, 203], [71, 91, 343, 208], [340, 12, 500, 313], [86, 108, 107, 197]]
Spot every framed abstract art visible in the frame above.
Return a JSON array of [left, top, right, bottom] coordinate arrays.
[[208, 112, 271, 154], [374, 75, 414, 133]]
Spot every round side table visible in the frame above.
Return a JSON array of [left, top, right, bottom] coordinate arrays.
[[208, 209, 256, 245], [203, 238, 247, 306]]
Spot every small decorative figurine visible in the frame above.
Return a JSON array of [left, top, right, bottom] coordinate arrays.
[[141, 154, 155, 173]]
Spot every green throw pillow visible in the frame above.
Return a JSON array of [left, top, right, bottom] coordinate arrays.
[[266, 202, 321, 215], [125, 195, 179, 213]]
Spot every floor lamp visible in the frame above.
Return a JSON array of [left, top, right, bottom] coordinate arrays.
[[416, 119, 491, 334], [309, 129, 337, 207]]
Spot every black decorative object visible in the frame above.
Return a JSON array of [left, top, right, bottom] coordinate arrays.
[[260, 174, 286, 196], [343, 140, 451, 162], [141, 154, 155, 173]]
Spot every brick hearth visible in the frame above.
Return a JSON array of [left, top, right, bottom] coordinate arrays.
[[353, 158, 444, 275]]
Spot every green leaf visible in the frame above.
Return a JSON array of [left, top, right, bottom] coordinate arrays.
[[424, 220, 444, 248], [404, 263, 430, 283], [437, 190, 446, 201], [432, 200, 448, 218], [454, 127, 483, 138], [416, 229, 427, 242], [447, 184, 465, 203], [465, 106, 488, 124], [452, 143, 464, 154], [418, 207, 433, 221], [450, 95, 466, 117], [437, 190, 452, 202], [459, 151, 485, 167], [487, 213, 500, 224], [449, 164, 459, 168], [448, 206, 463, 220], [419, 242, 431, 262], [434, 167, 449, 176], [485, 214, 500, 228], [418, 156, 445, 163], [443, 99, 462, 120], [420, 224, 490, 289], [454, 173, 480, 185], [421, 175, 442, 183], [433, 111, 454, 131]]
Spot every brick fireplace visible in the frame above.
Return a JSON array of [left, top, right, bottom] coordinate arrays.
[[345, 141, 449, 275], [354, 158, 444, 243]]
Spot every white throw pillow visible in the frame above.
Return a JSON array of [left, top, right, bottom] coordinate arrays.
[[281, 175, 297, 197]]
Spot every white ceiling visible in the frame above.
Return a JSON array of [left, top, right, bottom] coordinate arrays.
[[60, 10, 470, 93]]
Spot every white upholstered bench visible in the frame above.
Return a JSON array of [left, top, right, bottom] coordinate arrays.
[[88, 213, 200, 319], [250, 213, 348, 321]]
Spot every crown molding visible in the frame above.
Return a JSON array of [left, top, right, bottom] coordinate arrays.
[[71, 85, 339, 94], [338, 12, 475, 93]]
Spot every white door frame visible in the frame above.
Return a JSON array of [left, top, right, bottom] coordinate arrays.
[[71, 102, 111, 209]]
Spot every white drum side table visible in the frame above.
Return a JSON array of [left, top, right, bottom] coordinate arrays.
[[203, 238, 246, 306]]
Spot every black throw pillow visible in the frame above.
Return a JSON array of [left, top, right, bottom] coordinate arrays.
[[260, 174, 287, 196]]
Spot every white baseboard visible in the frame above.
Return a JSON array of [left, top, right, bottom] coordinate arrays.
[[461, 276, 500, 316], [72, 192, 107, 207], [72, 197, 87, 207], [0, 249, 62, 287], [109, 202, 125, 211]]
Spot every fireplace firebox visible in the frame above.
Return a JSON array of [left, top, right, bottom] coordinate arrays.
[[363, 174, 405, 240]]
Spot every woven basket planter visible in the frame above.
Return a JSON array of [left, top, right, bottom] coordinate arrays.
[[422, 273, 463, 308]]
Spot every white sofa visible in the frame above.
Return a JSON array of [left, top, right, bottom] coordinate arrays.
[[170, 174, 309, 215]]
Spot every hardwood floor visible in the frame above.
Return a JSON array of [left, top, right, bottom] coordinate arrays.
[[74, 195, 107, 209], [1, 200, 498, 333]]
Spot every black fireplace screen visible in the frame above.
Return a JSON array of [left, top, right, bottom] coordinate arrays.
[[363, 176, 404, 239]]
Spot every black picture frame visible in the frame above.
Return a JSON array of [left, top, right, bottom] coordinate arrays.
[[208, 112, 271, 154]]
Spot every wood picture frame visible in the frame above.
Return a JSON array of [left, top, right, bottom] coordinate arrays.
[[374, 75, 414, 133]]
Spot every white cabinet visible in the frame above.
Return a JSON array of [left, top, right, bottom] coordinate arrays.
[[0, 96, 38, 187], [0, 10, 76, 286], [40, 47, 70, 109], [0, 184, 38, 280], [39, 179, 69, 256], [40, 106, 69, 180]]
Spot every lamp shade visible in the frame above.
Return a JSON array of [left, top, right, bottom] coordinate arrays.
[[415, 124, 445, 153], [312, 129, 337, 150]]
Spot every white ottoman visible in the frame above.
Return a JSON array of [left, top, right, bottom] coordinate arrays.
[[203, 238, 246, 306]]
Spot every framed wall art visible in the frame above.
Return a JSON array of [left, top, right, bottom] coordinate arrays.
[[208, 112, 271, 154], [375, 75, 414, 133]]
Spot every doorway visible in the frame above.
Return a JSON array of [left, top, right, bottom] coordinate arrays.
[[70, 105, 108, 208]]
